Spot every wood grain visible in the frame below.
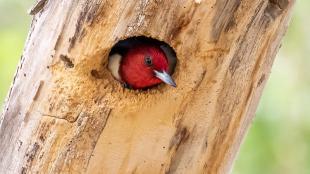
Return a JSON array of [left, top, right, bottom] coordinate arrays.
[[0, 0, 294, 173]]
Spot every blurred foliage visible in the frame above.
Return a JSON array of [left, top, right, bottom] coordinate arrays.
[[0, 1, 309, 174], [234, 1, 310, 174], [0, 0, 32, 110]]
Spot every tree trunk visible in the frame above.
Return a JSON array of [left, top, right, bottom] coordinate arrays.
[[0, 0, 294, 173]]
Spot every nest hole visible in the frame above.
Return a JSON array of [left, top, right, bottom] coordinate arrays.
[[107, 36, 178, 90]]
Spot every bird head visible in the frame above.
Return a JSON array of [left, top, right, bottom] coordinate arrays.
[[119, 45, 176, 89]]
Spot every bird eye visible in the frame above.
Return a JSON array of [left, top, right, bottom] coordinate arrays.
[[144, 56, 153, 66]]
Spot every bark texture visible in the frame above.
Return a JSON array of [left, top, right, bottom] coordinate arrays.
[[0, 0, 294, 173]]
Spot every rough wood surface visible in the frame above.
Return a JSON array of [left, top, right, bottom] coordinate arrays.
[[0, 0, 294, 173]]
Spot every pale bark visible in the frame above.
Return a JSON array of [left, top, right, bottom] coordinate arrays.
[[0, 0, 294, 173]]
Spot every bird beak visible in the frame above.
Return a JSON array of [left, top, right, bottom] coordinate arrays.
[[154, 70, 177, 87]]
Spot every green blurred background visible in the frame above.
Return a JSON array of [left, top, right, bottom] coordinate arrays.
[[0, 1, 309, 173]]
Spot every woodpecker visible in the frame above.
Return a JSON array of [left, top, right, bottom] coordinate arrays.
[[108, 39, 177, 89]]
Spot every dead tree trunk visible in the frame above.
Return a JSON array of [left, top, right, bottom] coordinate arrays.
[[0, 0, 294, 173]]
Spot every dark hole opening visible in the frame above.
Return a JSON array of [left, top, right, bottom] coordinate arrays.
[[108, 36, 177, 90]]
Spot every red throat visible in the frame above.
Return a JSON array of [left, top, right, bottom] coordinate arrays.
[[120, 45, 169, 89]]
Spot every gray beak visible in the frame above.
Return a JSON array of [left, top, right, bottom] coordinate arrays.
[[154, 70, 177, 87]]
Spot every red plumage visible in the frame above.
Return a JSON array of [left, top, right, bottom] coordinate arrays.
[[120, 45, 169, 89], [108, 37, 177, 89]]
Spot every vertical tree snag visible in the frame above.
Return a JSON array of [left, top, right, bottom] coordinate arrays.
[[0, 0, 294, 174]]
